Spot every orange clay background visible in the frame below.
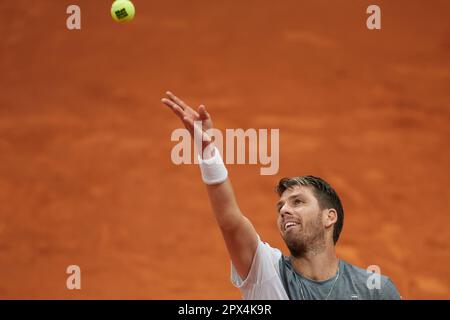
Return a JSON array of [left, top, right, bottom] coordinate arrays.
[[0, 0, 449, 299]]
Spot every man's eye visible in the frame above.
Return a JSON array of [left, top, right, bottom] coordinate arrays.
[[293, 199, 302, 205]]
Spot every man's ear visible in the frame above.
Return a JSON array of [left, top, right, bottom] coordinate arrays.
[[324, 208, 337, 228]]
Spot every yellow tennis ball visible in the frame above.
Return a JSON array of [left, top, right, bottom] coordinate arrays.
[[111, 0, 135, 23]]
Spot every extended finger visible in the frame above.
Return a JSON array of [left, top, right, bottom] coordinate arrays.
[[198, 105, 210, 120], [166, 91, 200, 118], [166, 91, 189, 110], [161, 98, 185, 119]]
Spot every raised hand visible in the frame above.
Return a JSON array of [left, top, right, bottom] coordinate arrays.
[[161, 91, 214, 153]]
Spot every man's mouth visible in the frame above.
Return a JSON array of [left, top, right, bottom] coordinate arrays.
[[284, 221, 300, 231]]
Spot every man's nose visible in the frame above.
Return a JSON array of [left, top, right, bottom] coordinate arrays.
[[279, 204, 292, 216]]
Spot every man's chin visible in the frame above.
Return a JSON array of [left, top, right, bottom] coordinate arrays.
[[283, 229, 301, 241], [283, 237, 305, 256]]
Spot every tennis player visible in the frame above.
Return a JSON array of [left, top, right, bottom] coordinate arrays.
[[161, 91, 401, 300]]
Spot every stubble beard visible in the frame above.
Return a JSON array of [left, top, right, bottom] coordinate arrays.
[[284, 213, 326, 258]]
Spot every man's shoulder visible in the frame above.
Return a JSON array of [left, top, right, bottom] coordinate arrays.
[[252, 237, 285, 272], [340, 260, 401, 300], [341, 260, 390, 282]]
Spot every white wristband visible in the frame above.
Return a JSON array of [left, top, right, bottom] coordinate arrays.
[[197, 146, 228, 185]]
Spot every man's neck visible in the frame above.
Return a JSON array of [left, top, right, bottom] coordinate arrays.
[[290, 246, 339, 281]]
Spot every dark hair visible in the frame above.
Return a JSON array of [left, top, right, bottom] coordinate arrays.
[[275, 175, 344, 244]]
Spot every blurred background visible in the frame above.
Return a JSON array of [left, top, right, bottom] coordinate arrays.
[[0, 0, 449, 299]]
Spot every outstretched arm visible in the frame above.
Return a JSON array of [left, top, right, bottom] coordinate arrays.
[[161, 91, 258, 279]]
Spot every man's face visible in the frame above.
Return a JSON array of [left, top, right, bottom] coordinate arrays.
[[276, 185, 326, 257]]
